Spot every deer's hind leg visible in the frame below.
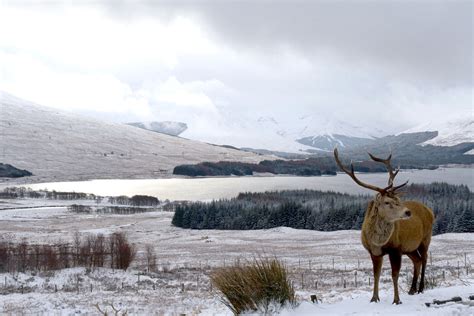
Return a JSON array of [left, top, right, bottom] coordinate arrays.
[[418, 242, 430, 293], [407, 251, 422, 295]]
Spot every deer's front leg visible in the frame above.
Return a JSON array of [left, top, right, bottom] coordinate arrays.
[[389, 251, 402, 304], [370, 254, 383, 303]]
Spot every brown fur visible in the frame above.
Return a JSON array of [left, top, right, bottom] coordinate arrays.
[[333, 148, 435, 304], [361, 198, 435, 304]]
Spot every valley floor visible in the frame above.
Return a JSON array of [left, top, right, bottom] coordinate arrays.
[[0, 199, 472, 315]]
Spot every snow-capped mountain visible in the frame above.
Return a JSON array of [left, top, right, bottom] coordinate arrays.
[[0, 92, 272, 182], [401, 117, 473, 146], [294, 115, 385, 139], [127, 121, 187, 136], [180, 115, 316, 154], [182, 111, 473, 155], [180, 114, 382, 154], [296, 134, 373, 151]]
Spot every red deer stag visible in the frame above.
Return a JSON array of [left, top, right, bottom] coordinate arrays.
[[334, 148, 434, 305]]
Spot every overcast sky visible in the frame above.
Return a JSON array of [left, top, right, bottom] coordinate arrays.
[[1, 0, 472, 138]]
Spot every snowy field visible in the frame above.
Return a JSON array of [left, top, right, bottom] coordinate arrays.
[[0, 198, 473, 315]]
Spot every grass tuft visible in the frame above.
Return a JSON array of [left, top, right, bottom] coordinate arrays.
[[211, 257, 296, 315]]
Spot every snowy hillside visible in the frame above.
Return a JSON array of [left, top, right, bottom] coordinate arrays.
[[402, 117, 473, 146], [295, 115, 384, 139], [181, 114, 380, 154], [180, 110, 473, 154], [297, 134, 373, 151], [181, 115, 316, 154], [127, 121, 188, 136], [0, 92, 273, 183]]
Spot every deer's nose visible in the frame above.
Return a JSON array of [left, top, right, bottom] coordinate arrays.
[[404, 210, 411, 217]]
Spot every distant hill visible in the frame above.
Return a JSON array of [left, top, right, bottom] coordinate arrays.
[[0, 163, 32, 178], [0, 92, 272, 183], [402, 117, 473, 147], [311, 132, 474, 167], [179, 112, 473, 163], [297, 134, 373, 151]]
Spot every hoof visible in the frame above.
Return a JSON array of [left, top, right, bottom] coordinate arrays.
[[370, 297, 380, 303], [392, 300, 402, 305], [418, 289, 424, 294], [408, 289, 416, 295]]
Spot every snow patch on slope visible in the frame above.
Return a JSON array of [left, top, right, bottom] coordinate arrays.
[[402, 117, 473, 146], [127, 121, 187, 136]]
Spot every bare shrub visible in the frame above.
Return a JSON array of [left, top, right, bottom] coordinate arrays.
[[211, 257, 295, 315], [58, 243, 70, 269], [0, 232, 138, 273], [29, 244, 41, 271], [16, 241, 29, 272], [424, 272, 440, 290], [145, 245, 157, 272], [0, 242, 9, 272], [111, 232, 136, 270], [92, 234, 106, 268], [72, 232, 81, 267], [79, 237, 92, 267], [42, 245, 59, 270]]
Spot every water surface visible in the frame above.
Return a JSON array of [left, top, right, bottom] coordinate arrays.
[[24, 167, 473, 201]]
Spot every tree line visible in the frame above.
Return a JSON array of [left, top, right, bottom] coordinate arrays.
[[68, 204, 158, 215], [0, 187, 159, 206], [171, 157, 398, 177], [172, 183, 473, 235]]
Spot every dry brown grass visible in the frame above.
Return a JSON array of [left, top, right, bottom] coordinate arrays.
[[211, 257, 295, 315]]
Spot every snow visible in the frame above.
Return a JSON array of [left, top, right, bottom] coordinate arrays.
[[181, 115, 316, 154], [0, 197, 472, 315], [181, 113, 383, 154], [281, 284, 474, 315], [402, 117, 473, 147], [127, 121, 188, 136], [0, 91, 275, 184]]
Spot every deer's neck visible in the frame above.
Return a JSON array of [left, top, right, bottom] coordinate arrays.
[[363, 204, 394, 255]]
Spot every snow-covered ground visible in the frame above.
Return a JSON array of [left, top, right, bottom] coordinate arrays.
[[0, 92, 274, 184], [0, 198, 472, 315], [283, 285, 474, 315]]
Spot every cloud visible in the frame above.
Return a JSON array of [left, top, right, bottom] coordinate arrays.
[[101, 1, 473, 87], [149, 77, 220, 112], [0, 1, 471, 143], [0, 51, 152, 117], [0, 5, 218, 72]]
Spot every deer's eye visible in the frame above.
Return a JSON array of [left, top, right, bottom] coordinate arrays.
[[385, 202, 390, 205]]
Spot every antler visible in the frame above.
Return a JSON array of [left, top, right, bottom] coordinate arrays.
[[334, 148, 391, 194], [367, 152, 399, 186], [368, 152, 408, 192], [391, 180, 409, 192]]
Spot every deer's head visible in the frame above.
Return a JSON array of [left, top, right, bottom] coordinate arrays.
[[334, 148, 410, 222]]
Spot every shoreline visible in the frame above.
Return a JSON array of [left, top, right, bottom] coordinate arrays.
[[3, 164, 473, 188]]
